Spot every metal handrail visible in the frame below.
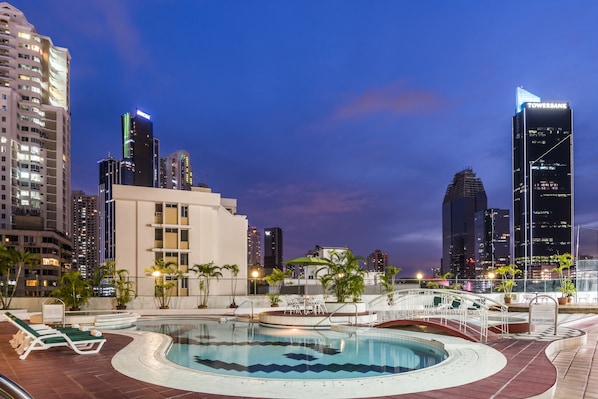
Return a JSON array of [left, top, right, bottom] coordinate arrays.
[[232, 300, 255, 319], [315, 302, 359, 328], [367, 288, 510, 342], [0, 374, 34, 399]]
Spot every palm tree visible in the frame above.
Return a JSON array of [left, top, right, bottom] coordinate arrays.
[[145, 258, 181, 309], [190, 262, 222, 308], [495, 264, 521, 303], [0, 247, 39, 309], [50, 270, 92, 311], [380, 266, 401, 304], [322, 249, 367, 303], [551, 253, 575, 302], [98, 260, 136, 308], [426, 271, 456, 289], [222, 264, 240, 307]]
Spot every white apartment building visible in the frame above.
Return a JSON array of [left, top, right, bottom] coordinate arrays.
[[111, 184, 248, 300], [0, 3, 72, 296]]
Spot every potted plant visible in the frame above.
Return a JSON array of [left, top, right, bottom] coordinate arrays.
[[190, 262, 222, 309], [379, 266, 401, 305], [222, 264, 240, 308], [263, 268, 292, 306], [113, 269, 136, 310], [495, 264, 521, 304], [99, 261, 136, 309], [145, 258, 181, 309], [551, 253, 574, 305], [50, 270, 92, 311], [266, 293, 282, 307]]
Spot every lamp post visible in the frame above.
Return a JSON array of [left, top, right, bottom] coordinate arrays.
[[416, 273, 423, 288], [488, 272, 495, 294], [251, 270, 259, 295], [527, 133, 572, 293]]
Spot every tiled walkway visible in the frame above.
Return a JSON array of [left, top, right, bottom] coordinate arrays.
[[1, 315, 597, 399], [551, 319, 598, 399]]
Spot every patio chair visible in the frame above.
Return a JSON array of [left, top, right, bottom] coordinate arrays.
[[4, 312, 106, 360], [285, 296, 303, 314], [42, 298, 65, 327], [310, 297, 327, 315]]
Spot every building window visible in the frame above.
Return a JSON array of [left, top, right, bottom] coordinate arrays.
[[180, 253, 188, 266], [180, 230, 188, 242], [181, 205, 188, 218], [166, 203, 177, 208], [154, 229, 163, 241]]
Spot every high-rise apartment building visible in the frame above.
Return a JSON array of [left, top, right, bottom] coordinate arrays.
[[512, 88, 573, 282], [0, 3, 73, 296], [160, 150, 193, 190], [263, 227, 283, 276], [367, 249, 388, 272], [72, 190, 99, 279], [474, 209, 510, 277], [122, 109, 158, 188], [247, 226, 261, 267], [442, 169, 488, 280]]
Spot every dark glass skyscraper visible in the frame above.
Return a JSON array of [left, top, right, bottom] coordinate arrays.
[[512, 88, 573, 281], [98, 156, 121, 263], [474, 209, 510, 277], [442, 169, 488, 280], [263, 227, 283, 276], [122, 109, 157, 188]]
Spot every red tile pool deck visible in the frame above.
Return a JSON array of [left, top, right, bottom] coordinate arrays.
[[1, 316, 597, 399]]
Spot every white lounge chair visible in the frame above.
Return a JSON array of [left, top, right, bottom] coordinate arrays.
[[4, 312, 106, 360]]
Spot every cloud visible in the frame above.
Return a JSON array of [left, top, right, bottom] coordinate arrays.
[[247, 183, 370, 227], [46, 0, 148, 70], [91, 0, 148, 69], [392, 230, 442, 245], [332, 81, 447, 120]]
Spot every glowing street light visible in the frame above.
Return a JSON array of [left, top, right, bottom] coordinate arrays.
[[251, 270, 259, 295], [488, 272, 495, 293], [416, 273, 423, 288]]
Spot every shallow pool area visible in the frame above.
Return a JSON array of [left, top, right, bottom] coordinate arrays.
[[110, 316, 507, 398], [134, 318, 447, 379]]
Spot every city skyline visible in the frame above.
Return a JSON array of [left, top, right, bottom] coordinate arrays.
[[14, 0, 598, 276]]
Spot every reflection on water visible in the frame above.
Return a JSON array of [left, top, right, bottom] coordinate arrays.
[[135, 318, 447, 380]]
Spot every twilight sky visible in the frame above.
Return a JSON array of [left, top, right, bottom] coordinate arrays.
[[13, 0, 598, 277]]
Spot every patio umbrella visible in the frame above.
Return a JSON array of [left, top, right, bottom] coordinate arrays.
[[284, 257, 332, 295]]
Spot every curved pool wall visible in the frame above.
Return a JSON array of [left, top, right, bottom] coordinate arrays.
[[135, 318, 447, 380], [111, 317, 507, 399]]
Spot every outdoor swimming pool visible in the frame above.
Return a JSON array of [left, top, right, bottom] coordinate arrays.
[[134, 318, 447, 380]]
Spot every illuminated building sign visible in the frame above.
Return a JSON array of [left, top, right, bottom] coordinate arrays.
[[526, 102, 568, 110], [136, 109, 151, 120]]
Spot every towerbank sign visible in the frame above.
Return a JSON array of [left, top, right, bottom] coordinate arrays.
[[526, 102, 568, 109]]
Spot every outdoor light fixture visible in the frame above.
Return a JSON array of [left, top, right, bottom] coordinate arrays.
[[488, 272, 495, 293], [251, 270, 259, 295]]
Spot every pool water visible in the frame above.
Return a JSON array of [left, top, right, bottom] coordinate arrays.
[[135, 318, 447, 380]]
